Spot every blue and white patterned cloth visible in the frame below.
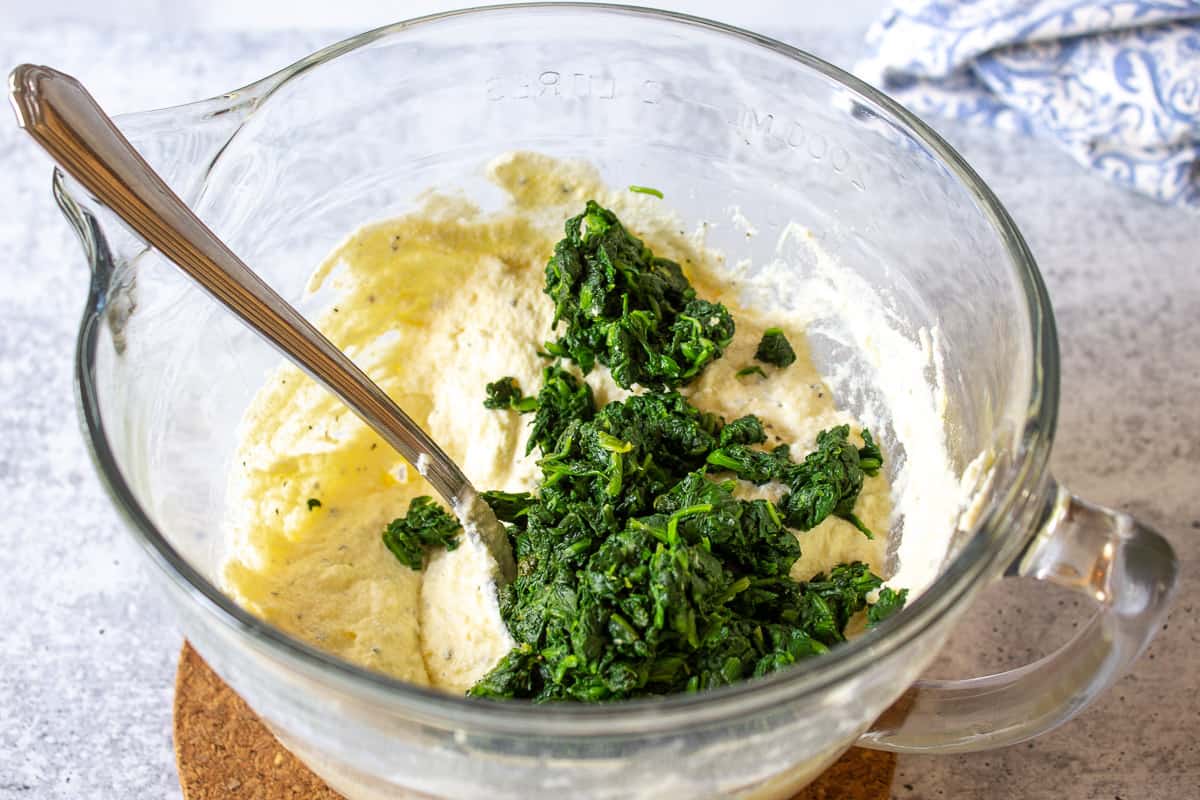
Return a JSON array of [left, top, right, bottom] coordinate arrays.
[[855, 1, 1200, 208]]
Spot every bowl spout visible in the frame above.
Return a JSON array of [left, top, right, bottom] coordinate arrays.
[[49, 83, 266, 285]]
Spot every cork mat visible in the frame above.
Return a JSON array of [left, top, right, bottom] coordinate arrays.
[[174, 643, 896, 799]]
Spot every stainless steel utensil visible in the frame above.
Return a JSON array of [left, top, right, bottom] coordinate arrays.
[[9, 63, 516, 582]]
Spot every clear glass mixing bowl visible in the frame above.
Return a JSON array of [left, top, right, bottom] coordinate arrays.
[[55, 5, 1178, 798]]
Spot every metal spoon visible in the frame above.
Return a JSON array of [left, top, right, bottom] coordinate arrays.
[[9, 64, 516, 583]]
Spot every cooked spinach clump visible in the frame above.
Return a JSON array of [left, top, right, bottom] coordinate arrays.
[[542, 200, 734, 390], [382, 497, 462, 571], [483, 376, 538, 412], [735, 364, 767, 379], [754, 327, 797, 368], [459, 202, 905, 701], [868, 586, 909, 627], [528, 365, 596, 456], [469, 385, 893, 700]]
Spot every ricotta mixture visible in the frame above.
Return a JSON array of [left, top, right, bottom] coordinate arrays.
[[222, 153, 919, 695]]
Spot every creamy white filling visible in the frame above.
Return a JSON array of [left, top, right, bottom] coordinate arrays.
[[220, 152, 963, 695]]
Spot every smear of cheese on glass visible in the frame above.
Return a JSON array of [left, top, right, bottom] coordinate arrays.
[[221, 152, 900, 694]]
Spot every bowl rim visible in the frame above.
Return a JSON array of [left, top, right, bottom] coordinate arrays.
[[69, 2, 1058, 736]]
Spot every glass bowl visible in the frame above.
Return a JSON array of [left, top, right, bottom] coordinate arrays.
[[54, 4, 1177, 798]]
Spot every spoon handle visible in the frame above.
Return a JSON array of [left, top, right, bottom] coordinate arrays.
[[9, 64, 474, 509]]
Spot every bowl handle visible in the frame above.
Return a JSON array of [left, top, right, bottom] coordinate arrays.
[[858, 482, 1178, 753]]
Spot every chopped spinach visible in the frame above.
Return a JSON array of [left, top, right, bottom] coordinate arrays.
[[706, 442, 794, 485], [480, 490, 536, 523], [528, 365, 595, 456], [719, 415, 767, 447], [484, 377, 538, 412], [755, 327, 797, 368], [628, 185, 664, 199], [858, 429, 883, 476], [402, 201, 907, 699], [542, 201, 734, 390], [735, 365, 767, 379], [382, 496, 462, 571], [776, 425, 878, 539], [469, 384, 895, 700], [868, 587, 909, 627]]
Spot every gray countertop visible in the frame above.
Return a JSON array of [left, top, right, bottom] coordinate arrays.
[[1, 20, 1196, 800]]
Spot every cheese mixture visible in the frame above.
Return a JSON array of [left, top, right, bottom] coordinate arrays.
[[221, 153, 891, 695]]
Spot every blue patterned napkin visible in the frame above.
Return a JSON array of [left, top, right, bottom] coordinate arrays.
[[855, 1, 1200, 208]]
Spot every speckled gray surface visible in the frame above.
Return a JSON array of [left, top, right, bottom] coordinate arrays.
[[1, 20, 1196, 800]]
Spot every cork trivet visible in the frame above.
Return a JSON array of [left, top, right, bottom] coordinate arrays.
[[174, 643, 340, 799], [174, 643, 895, 799]]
